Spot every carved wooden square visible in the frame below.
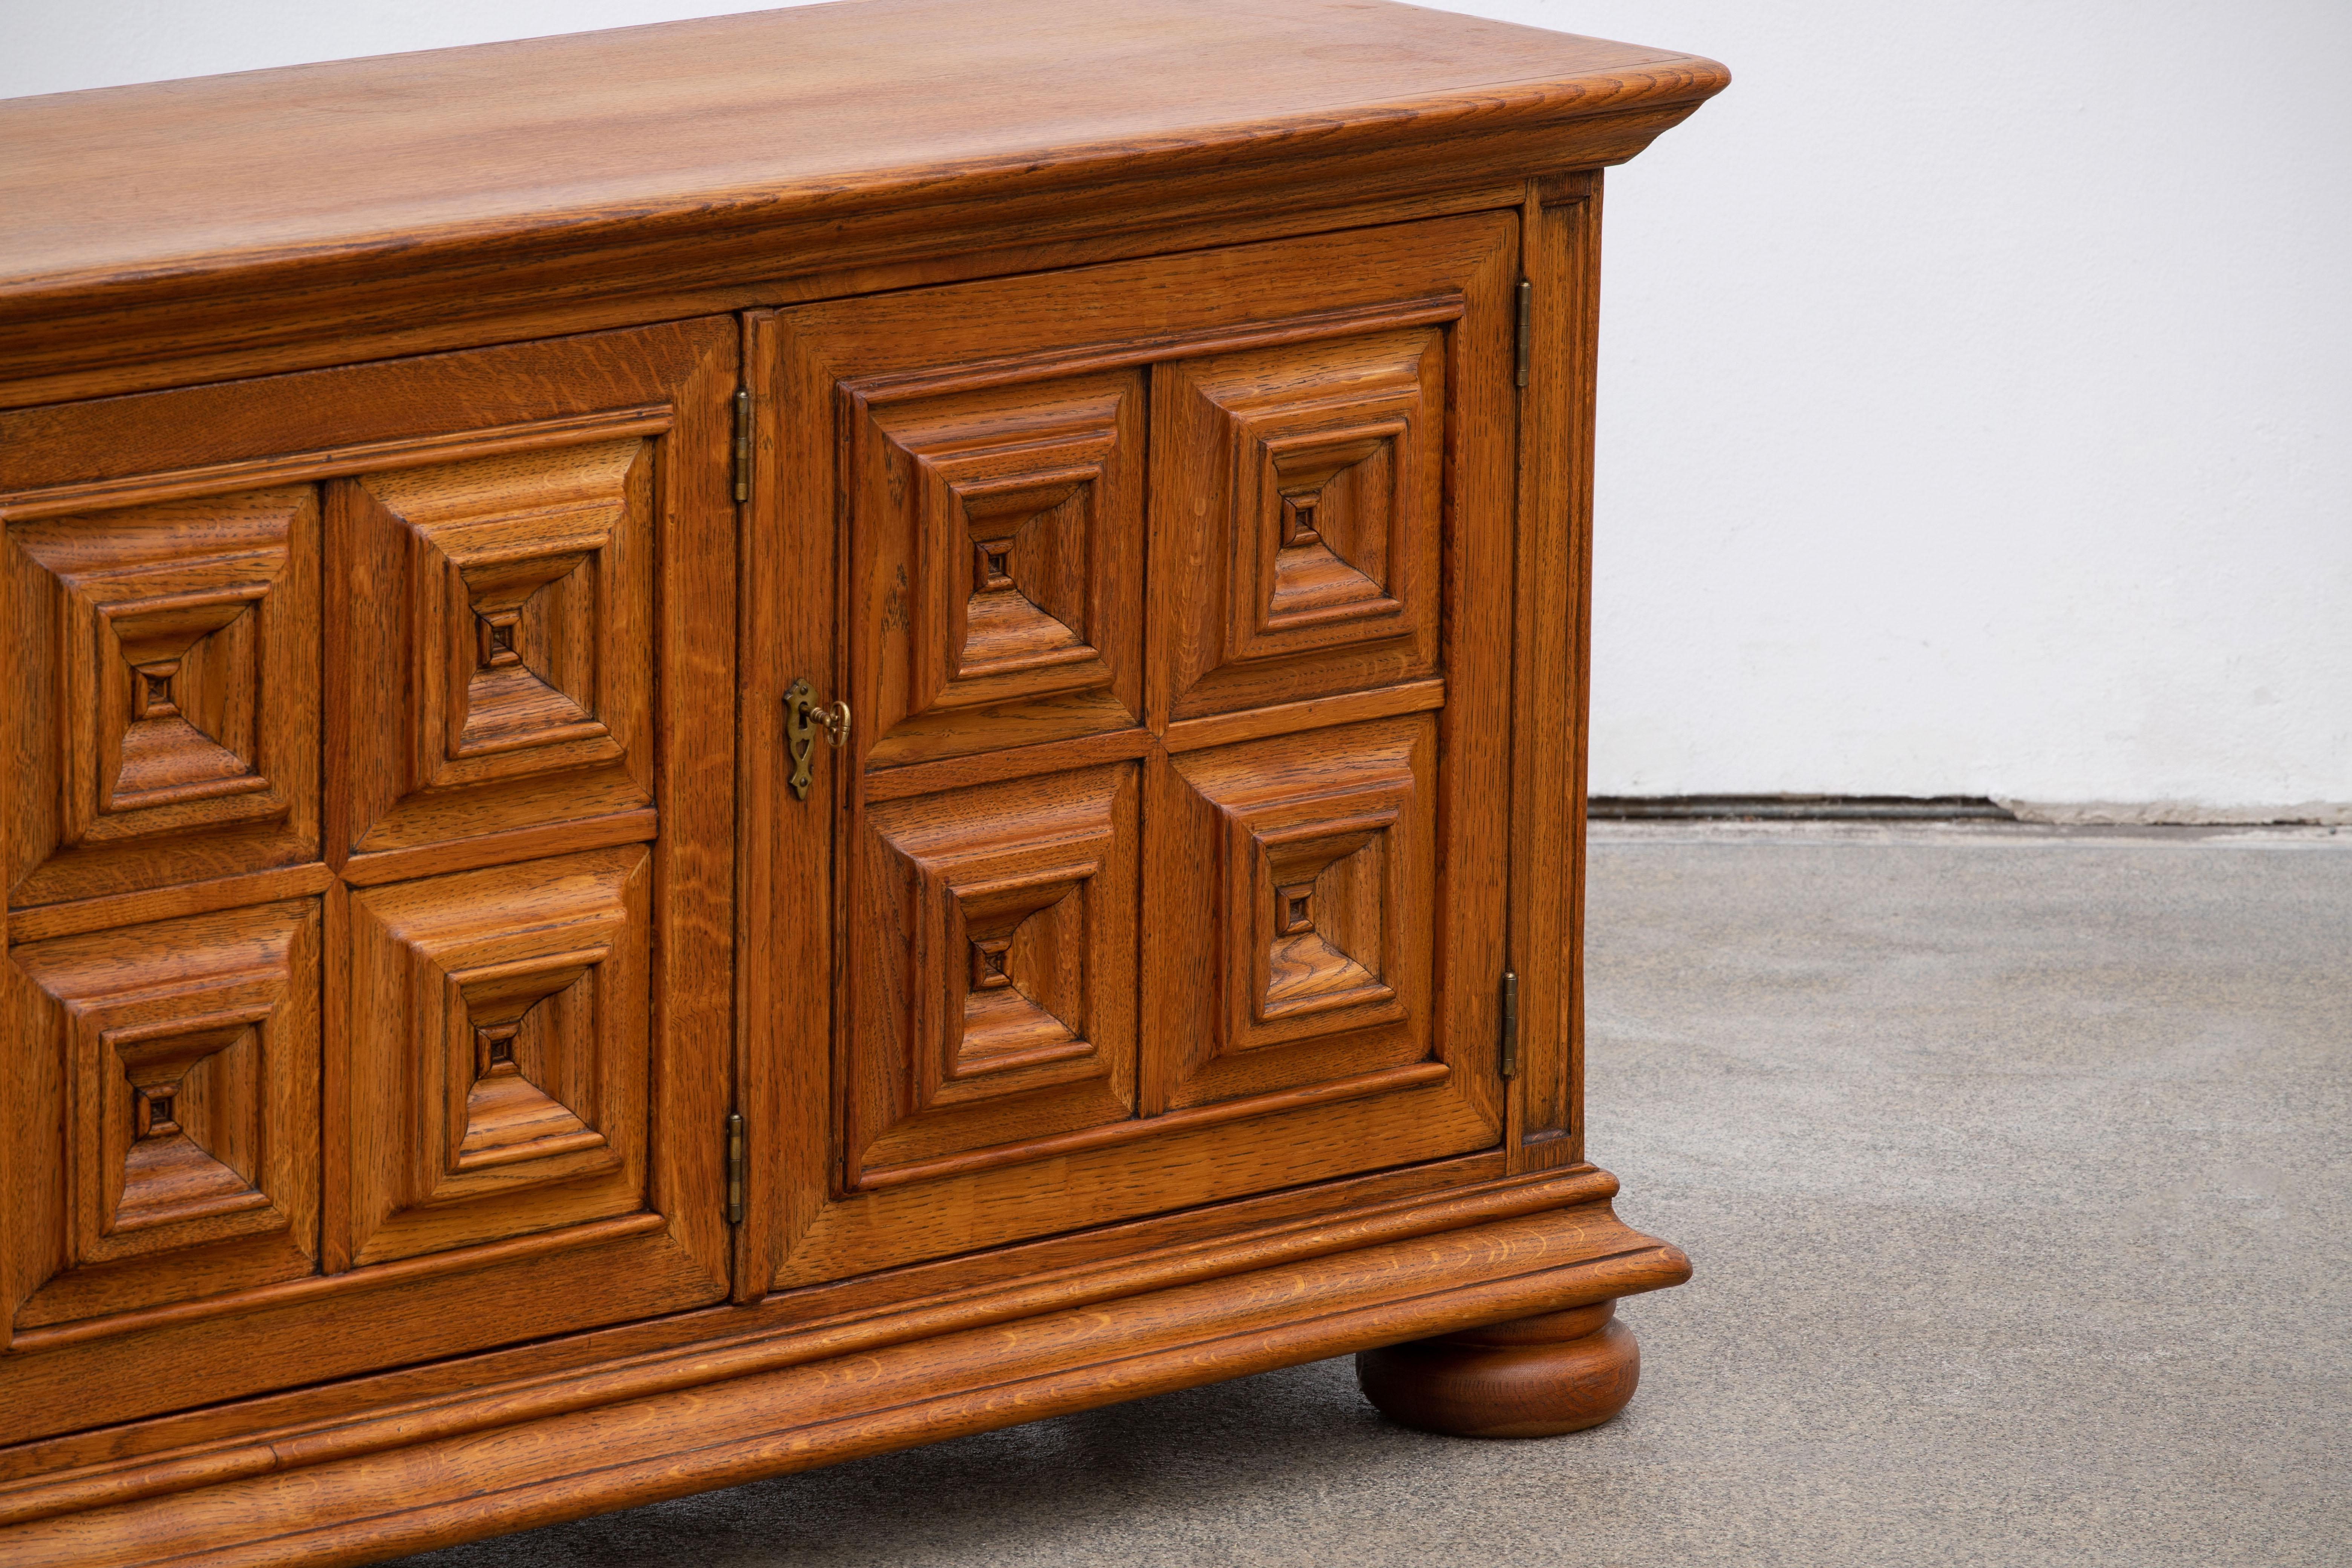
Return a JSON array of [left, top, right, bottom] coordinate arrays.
[[848, 763, 1138, 1181], [853, 371, 1144, 768], [3, 485, 319, 907], [338, 437, 654, 853], [1153, 326, 1443, 720], [1150, 717, 1434, 1110], [1202, 776, 1412, 1055], [344, 845, 649, 1266], [3, 900, 320, 1340]]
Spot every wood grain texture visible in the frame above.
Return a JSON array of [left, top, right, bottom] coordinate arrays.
[[748, 214, 1518, 1292], [0, 1183, 1687, 1566], [1505, 177, 1603, 1171], [0, 317, 738, 1443], [3, 902, 321, 1343], [0, 0, 1723, 1547], [333, 438, 656, 855], [847, 764, 1141, 1182], [1355, 1297, 1643, 1436], [4, 487, 320, 909], [0, 0, 1726, 408], [0, 1153, 1530, 1495]]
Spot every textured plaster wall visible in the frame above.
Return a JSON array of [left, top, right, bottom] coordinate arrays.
[[9, 0, 2347, 812]]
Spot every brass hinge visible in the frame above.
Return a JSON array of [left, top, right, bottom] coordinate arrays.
[[1499, 969, 1520, 1079], [725, 1110, 745, 1226], [732, 388, 753, 503], [1514, 279, 1533, 389]]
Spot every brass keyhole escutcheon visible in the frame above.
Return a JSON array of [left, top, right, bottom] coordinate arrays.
[[783, 677, 852, 800]]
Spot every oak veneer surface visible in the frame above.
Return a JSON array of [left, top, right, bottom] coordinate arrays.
[[0, 3, 1726, 1559], [1, 0, 1718, 292], [0, 0, 1724, 407]]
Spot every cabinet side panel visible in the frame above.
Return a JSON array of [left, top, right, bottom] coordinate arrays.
[[1508, 177, 1600, 1169]]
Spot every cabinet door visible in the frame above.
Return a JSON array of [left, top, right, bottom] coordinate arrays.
[[744, 213, 1517, 1291], [0, 321, 736, 1442]]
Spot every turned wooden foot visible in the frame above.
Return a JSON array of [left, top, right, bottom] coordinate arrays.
[[1354, 1299, 1642, 1438]]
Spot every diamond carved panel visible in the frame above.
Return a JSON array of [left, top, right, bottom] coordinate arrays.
[[1255, 806, 1402, 1028], [104, 1009, 274, 1238], [848, 763, 1138, 1181], [948, 862, 1097, 1088], [3, 900, 321, 1340], [1150, 716, 1434, 1111], [853, 371, 1144, 768], [345, 845, 648, 1266], [3, 486, 319, 907], [1245, 422, 1408, 655], [1153, 326, 1444, 720], [337, 438, 653, 854]]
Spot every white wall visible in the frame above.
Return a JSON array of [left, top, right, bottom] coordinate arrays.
[[9, 1, 2348, 815]]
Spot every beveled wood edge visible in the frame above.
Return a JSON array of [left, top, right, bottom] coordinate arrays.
[[0, 59, 1726, 308], [337, 809, 659, 887], [859, 680, 1455, 798], [1502, 176, 1603, 1175], [0, 96, 1717, 411], [861, 729, 1156, 802], [851, 1061, 1450, 1191], [835, 296, 1466, 403], [0, 1164, 1623, 1525], [1, 1213, 666, 1357], [1, 810, 665, 946], [0, 405, 674, 520], [1164, 679, 1447, 755], [5, 863, 338, 946], [0, 1172, 1688, 1563]]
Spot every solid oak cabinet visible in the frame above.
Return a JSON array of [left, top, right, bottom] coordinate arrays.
[[0, 2, 1726, 1561]]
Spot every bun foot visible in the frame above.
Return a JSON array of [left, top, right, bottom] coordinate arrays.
[[1354, 1298, 1642, 1437]]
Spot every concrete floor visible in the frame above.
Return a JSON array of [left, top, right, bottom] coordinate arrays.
[[406, 822, 2352, 1568]]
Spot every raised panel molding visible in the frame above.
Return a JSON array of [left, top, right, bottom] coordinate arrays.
[[1153, 326, 1445, 721], [848, 764, 1139, 1182], [3, 486, 320, 907], [2, 900, 321, 1342], [335, 438, 654, 854], [343, 846, 651, 1267], [0, 1, 1740, 1531], [1150, 716, 1436, 1111], [852, 372, 1145, 769]]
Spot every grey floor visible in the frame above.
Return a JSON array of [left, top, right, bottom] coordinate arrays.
[[406, 822, 2351, 1567]]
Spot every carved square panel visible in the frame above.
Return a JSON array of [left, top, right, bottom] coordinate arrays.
[[344, 845, 649, 1266], [4, 486, 320, 907], [848, 763, 1138, 1182], [852, 371, 1144, 768], [1148, 717, 1434, 1110], [337, 438, 654, 853], [1152, 326, 1444, 720], [3, 900, 321, 1340]]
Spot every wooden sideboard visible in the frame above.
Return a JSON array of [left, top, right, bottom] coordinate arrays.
[[0, 3, 1727, 1560]]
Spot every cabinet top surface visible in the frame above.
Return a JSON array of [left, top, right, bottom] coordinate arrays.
[[0, 0, 1724, 299]]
